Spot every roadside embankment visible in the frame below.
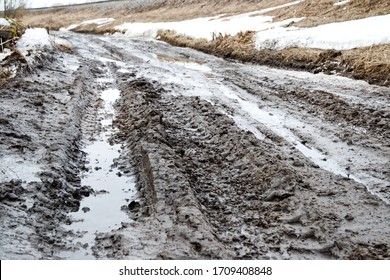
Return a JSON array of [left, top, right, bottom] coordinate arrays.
[[158, 30, 390, 87]]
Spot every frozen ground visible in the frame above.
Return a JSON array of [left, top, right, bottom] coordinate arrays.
[[0, 30, 388, 259]]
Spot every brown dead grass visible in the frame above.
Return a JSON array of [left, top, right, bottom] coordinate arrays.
[[22, 8, 107, 31], [70, 24, 118, 35], [269, 0, 390, 27], [342, 45, 390, 85], [158, 30, 390, 86], [125, 0, 292, 22]]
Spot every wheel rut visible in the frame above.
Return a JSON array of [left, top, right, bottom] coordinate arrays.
[[0, 31, 388, 260]]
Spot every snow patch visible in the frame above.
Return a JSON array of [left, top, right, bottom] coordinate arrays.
[[255, 14, 390, 50], [116, 1, 304, 40], [79, 18, 115, 26], [0, 18, 11, 26], [16, 28, 52, 52], [54, 37, 73, 50], [64, 18, 115, 31], [113, 0, 388, 51], [334, 0, 351, 6], [0, 49, 12, 61], [0, 155, 41, 183]]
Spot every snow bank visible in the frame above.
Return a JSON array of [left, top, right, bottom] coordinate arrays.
[[16, 28, 52, 52], [334, 0, 351, 6], [118, 16, 303, 40], [255, 14, 390, 50], [54, 37, 73, 50], [0, 18, 11, 26], [115, 1, 304, 40], [0, 49, 12, 61], [81, 18, 115, 26]]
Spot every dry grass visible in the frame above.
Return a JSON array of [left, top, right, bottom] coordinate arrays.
[[269, 0, 390, 27], [70, 24, 118, 35], [22, 8, 108, 30], [341, 45, 390, 85]]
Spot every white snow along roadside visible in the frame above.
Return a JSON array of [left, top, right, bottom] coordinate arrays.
[[255, 14, 390, 50], [115, 1, 304, 40], [15, 28, 53, 65]]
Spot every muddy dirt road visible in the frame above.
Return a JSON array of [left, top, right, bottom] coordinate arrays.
[[0, 31, 389, 259]]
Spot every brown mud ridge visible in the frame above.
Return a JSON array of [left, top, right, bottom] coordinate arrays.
[[96, 76, 389, 260], [158, 30, 390, 87]]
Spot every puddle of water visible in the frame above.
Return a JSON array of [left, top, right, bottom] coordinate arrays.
[[176, 61, 212, 72], [60, 88, 136, 259], [156, 53, 212, 72]]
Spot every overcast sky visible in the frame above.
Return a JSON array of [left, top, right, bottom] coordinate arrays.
[[26, 0, 102, 9]]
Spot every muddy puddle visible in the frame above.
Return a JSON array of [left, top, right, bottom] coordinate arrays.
[[156, 53, 212, 72], [60, 88, 136, 259]]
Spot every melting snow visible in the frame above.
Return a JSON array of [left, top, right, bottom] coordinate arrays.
[[255, 14, 390, 50], [0, 155, 41, 183], [116, 1, 304, 40], [0, 48, 12, 61], [78, 18, 115, 26], [0, 18, 11, 26], [61, 85, 135, 259], [16, 28, 52, 52]]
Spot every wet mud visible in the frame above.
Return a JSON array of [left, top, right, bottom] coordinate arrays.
[[0, 31, 389, 259], [106, 77, 389, 259]]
